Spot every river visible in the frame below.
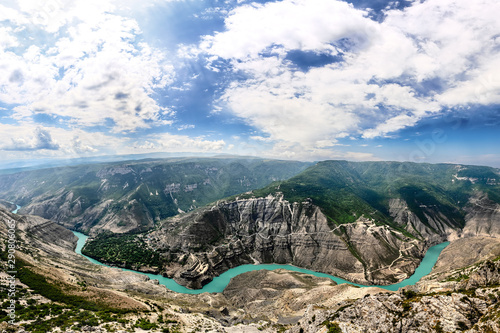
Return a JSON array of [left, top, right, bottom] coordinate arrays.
[[9, 203, 21, 214], [73, 231, 449, 294]]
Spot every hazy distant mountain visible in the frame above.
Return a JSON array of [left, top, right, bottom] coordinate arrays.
[[0, 157, 311, 234], [0, 152, 235, 175]]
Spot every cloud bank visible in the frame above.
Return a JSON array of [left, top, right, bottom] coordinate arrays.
[[0, 0, 499, 165], [200, 0, 500, 159]]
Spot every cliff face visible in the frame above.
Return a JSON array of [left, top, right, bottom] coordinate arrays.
[[144, 188, 500, 289], [20, 190, 152, 235], [144, 194, 457, 288], [289, 291, 499, 333], [6, 160, 500, 291], [0, 207, 77, 259], [388, 198, 460, 243], [463, 193, 500, 236], [286, 258, 500, 333], [7, 202, 500, 333]]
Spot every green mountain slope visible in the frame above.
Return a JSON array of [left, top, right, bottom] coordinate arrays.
[[251, 161, 499, 229]]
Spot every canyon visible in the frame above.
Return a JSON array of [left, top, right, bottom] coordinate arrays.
[[1, 158, 500, 332]]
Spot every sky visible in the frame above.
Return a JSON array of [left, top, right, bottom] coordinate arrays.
[[0, 0, 499, 167]]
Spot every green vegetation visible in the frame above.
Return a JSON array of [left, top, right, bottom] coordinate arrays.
[[134, 318, 158, 330], [0, 259, 181, 332], [445, 273, 470, 282], [402, 289, 417, 299], [19, 305, 101, 333], [1, 261, 122, 331], [82, 232, 165, 270], [433, 320, 444, 333], [324, 321, 342, 333], [0, 296, 178, 333]]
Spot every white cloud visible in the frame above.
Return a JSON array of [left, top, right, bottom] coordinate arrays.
[[2, 0, 499, 163], [71, 136, 98, 153], [0, 26, 19, 50], [256, 140, 381, 162], [200, 0, 375, 59], [0, 0, 175, 133], [200, 0, 500, 158], [131, 133, 226, 153], [250, 136, 272, 142], [439, 58, 500, 106], [177, 124, 195, 131], [2, 127, 60, 151], [0, 123, 127, 159]]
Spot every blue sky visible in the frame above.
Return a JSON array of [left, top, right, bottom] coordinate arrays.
[[0, 0, 499, 167]]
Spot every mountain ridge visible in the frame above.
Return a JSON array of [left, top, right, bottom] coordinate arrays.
[[0, 157, 311, 234]]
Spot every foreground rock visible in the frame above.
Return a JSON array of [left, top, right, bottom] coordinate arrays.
[[288, 290, 500, 333], [222, 269, 389, 323]]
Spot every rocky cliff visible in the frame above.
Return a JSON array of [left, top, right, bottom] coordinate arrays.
[[87, 192, 499, 290], [463, 192, 500, 236], [0, 207, 77, 259], [3, 205, 500, 332], [288, 290, 499, 333], [119, 194, 451, 289]]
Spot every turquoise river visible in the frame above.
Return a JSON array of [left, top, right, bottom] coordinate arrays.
[[73, 231, 449, 294]]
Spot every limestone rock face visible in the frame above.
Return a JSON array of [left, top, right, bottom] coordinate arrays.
[[0, 199, 16, 212], [83, 187, 500, 290], [389, 198, 460, 243], [148, 195, 448, 289], [289, 292, 495, 333], [465, 260, 500, 290], [463, 193, 500, 237], [423, 236, 500, 281], [0, 207, 77, 258], [20, 189, 152, 236], [222, 269, 388, 323]]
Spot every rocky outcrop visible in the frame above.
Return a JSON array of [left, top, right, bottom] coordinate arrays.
[[0, 207, 77, 258], [389, 198, 461, 242], [86, 186, 499, 290], [19, 189, 154, 235], [463, 193, 500, 237], [419, 236, 500, 284], [222, 269, 388, 323], [0, 206, 163, 303], [463, 259, 500, 290], [0, 199, 16, 212], [6, 160, 500, 294], [146, 195, 441, 289], [288, 291, 499, 333]]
